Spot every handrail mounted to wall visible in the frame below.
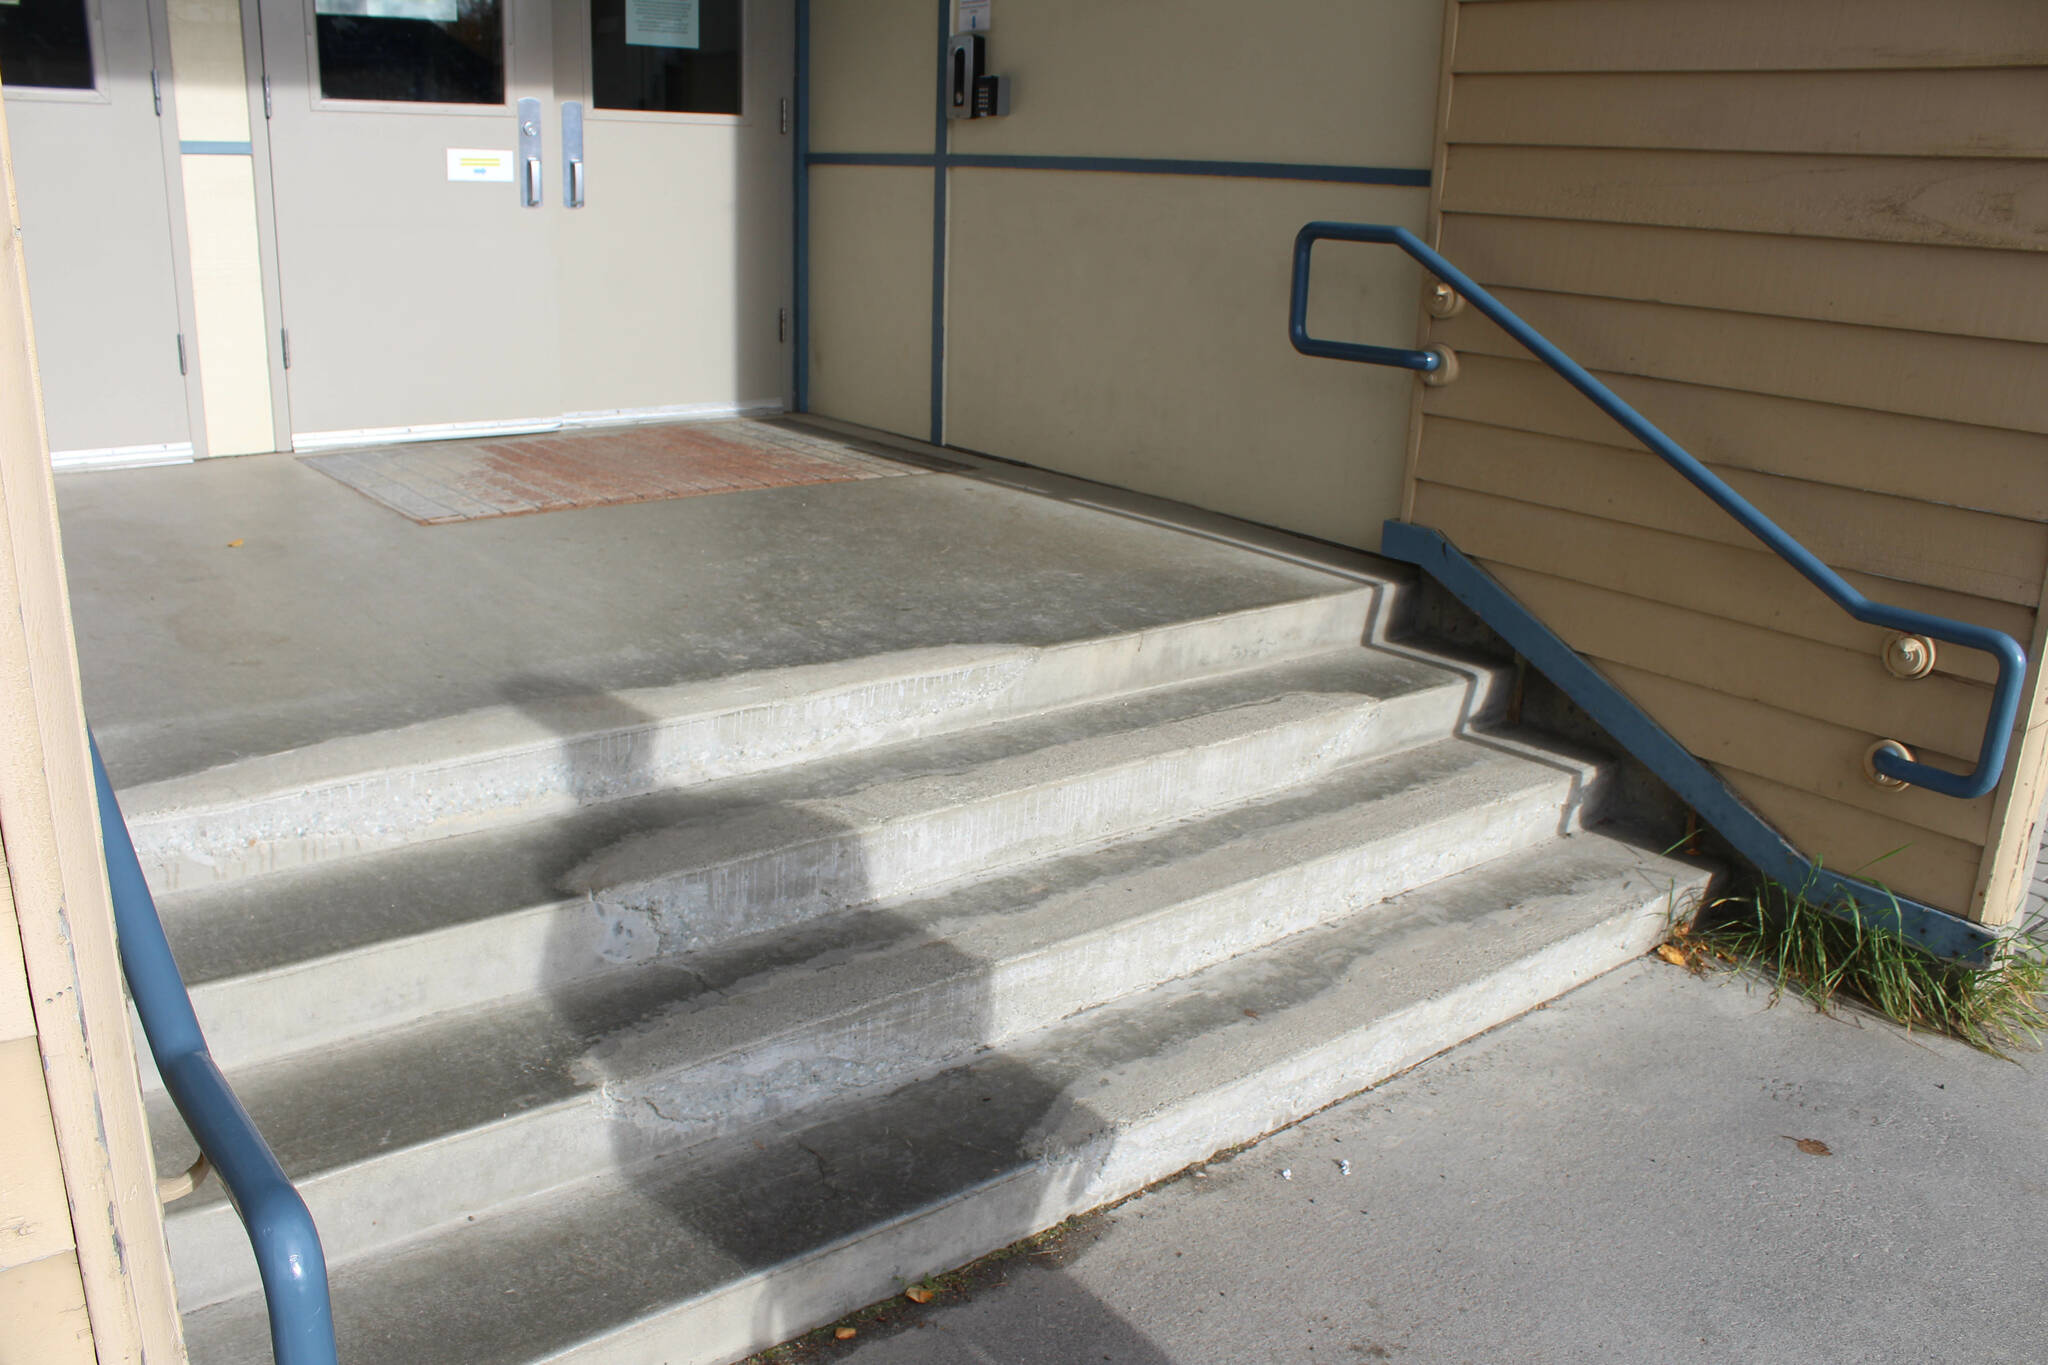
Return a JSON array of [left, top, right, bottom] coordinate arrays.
[[91, 737, 337, 1365], [1288, 221, 2027, 804]]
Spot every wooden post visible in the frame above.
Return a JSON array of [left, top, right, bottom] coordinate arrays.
[[0, 90, 186, 1363]]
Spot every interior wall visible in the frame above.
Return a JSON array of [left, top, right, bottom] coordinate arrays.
[[1412, 0, 2048, 922], [802, 0, 1444, 552]]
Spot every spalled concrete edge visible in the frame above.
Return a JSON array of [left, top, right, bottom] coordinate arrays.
[[530, 872, 1705, 1365], [124, 592, 1389, 890]]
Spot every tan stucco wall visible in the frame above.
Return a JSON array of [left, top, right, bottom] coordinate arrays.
[[807, 164, 933, 439], [943, 169, 1422, 550], [803, 0, 1442, 551], [1410, 0, 2048, 922]]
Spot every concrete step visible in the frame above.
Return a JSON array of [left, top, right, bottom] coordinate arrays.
[[152, 731, 1592, 1311], [122, 590, 1385, 891], [155, 646, 1502, 1075], [178, 832, 1712, 1365]]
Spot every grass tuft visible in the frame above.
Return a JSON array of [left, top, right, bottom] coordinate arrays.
[[1665, 876, 2048, 1058]]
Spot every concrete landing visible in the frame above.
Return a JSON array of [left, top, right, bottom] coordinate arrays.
[[58, 420, 1389, 787]]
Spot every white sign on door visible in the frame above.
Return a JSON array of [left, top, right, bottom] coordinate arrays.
[[958, 0, 991, 32], [446, 149, 514, 183], [626, 0, 700, 49]]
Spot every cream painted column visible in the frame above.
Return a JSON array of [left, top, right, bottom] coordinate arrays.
[[167, 0, 277, 456]]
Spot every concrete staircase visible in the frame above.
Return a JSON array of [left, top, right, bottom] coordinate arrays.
[[128, 580, 1710, 1365]]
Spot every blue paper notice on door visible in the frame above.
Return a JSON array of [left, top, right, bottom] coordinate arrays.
[[626, 0, 699, 49]]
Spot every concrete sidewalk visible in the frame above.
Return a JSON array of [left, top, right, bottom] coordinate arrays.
[[811, 958, 2048, 1365]]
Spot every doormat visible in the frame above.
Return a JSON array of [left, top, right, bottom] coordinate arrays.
[[301, 419, 939, 525]]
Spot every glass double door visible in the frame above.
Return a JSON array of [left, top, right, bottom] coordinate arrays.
[[258, 0, 791, 445]]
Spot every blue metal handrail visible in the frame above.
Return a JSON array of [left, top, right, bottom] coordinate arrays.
[[1289, 221, 2027, 802], [91, 736, 337, 1365]]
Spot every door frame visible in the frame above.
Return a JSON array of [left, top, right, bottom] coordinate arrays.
[[146, 0, 215, 458], [241, 0, 294, 454]]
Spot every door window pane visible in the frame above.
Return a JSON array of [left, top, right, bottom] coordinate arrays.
[[591, 0, 740, 115], [314, 0, 504, 104], [0, 0, 94, 91]]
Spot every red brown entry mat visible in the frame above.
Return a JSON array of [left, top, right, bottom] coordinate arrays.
[[300, 419, 934, 525]]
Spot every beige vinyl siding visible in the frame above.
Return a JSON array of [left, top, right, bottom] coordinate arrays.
[[1451, 0, 2048, 73], [1416, 2, 2048, 922], [1, 878, 97, 1365], [1438, 217, 2048, 345], [1443, 146, 2048, 252], [1427, 353, 2048, 521], [1448, 70, 2048, 160]]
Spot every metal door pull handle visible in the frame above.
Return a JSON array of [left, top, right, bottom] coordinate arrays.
[[561, 101, 586, 208], [516, 96, 543, 207]]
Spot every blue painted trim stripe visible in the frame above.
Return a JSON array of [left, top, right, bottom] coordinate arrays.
[[928, 0, 949, 446], [805, 150, 1430, 186], [1379, 521, 1999, 966], [793, 0, 810, 413], [949, 154, 1429, 185], [808, 59, 1429, 450], [807, 151, 937, 167], [180, 140, 253, 156]]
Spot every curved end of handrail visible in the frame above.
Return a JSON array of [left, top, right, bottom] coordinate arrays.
[[1868, 620, 2028, 800], [245, 1183, 338, 1365], [1872, 753, 1996, 802]]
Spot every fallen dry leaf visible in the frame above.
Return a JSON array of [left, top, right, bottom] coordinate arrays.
[[225, 539, 244, 548], [834, 1326, 858, 1340], [904, 1286, 934, 1304], [1782, 1136, 1832, 1157], [1654, 943, 1689, 968]]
